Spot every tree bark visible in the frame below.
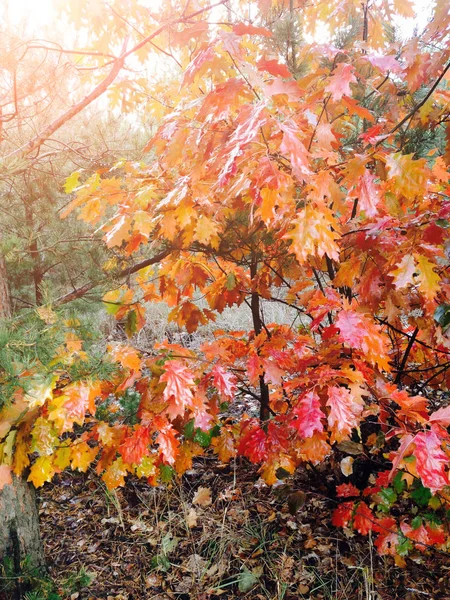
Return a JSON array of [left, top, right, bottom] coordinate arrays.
[[24, 201, 43, 305], [0, 475, 44, 597], [250, 255, 271, 421], [0, 254, 12, 319], [0, 254, 45, 595]]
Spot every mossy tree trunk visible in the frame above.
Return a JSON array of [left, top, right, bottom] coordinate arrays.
[[0, 253, 45, 598]]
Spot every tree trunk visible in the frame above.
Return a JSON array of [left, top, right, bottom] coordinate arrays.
[[250, 255, 271, 421], [0, 253, 12, 319], [24, 201, 43, 305], [0, 252, 45, 596], [0, 475, 44, 597]]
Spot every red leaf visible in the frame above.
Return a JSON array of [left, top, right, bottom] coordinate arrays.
[[327, 386, 363, 443], [429, 405, 450, 427], [374, 518, 399, 556], [331, 501, 354, 527], [160, 360, 195, 419], [211, 364, 237, 400], [291, 390, 324, 438], [336, 309, 389, 370], [388, 434, 414, 482], [257, 58, 291, 78], [423, 223, 445, 245], [325, 63, 357, 101], [119, 425, 150, 465], [155, 420, 180, 465], [414, 430, 449, 493], [238, 421, 268, 463], [279, 122, 311, 182], [353, 502, 373, 535], [357, 170, 380, 217], [336, 483, 360, 498], [232, 23, 273, 37]]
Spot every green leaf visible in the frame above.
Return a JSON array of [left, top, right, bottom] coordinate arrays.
[[194, 428, 212, 448], [184, 419, 195, 440], [423, 512, 442, 526], [378, 487, 397, 508], [238, 568, 260, 592], [411, 483, 432, 507], [125, 310, 137, 337], [225, 272, 236, 291], [159, 465, 174, 483], [411, 516, 422, 530], [435, 219, 449, 228], [434, 304, 450, 330], [393, 472, 406, 495], [161, 533, 179, 555], [150, 555, 171, 572], [397, 535, 413, 557]]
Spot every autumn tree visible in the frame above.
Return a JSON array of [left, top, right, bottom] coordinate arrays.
[[1, 0, 450, 587]]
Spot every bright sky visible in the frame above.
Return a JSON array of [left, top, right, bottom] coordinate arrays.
[[3, 0, 436, 36]]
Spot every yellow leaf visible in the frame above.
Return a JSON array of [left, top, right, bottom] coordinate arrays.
[[31, 417, 58, 456], [24, 379, 54, 410], [259, 188, 278, 224], [415, 254, 440, 300], [385, 153, 428, 200], [102, 457, 128, 490], [390, 254, 416, 289], [70, 441, 98, 472], [12, 428, 30, 476], [259, 454, 296, 485], [64, 170, 81, 194], [194, 216, 220, 249], [36, 306, 58, 324], [212, 429, 236, 463], [28, 456, 56, 487], [135, 455, 157, 479], [284, 204, 340, 264], [54, 441, 72, 471], [2, 430, 16, 464]]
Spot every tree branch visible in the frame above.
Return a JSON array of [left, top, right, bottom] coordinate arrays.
[[55, 248, 171, 306]]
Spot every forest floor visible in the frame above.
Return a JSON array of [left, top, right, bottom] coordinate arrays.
[[36, 456, 450, 600]]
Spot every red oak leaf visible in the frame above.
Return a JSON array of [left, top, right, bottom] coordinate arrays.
[[257, 58, 291, 78], [156, 421, 180, 465], [233, 23, 273, 37], [353, 502, 373, 535], [336, 483, 360, 498], [119, 425, 150, 465], [327, 386, 363, 443], [160, 360, 195, 419], [336, 309, 389, 370], [331, 501, 354, 528], [238, 421, 268, 463], [414, 430, 449, 493], [211, 364, 237, 400], [325, 63, 357, 101], [291, 390, 324, 438]]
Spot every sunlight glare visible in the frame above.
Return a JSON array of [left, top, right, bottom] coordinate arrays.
[[3, 0, 57, 31]]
